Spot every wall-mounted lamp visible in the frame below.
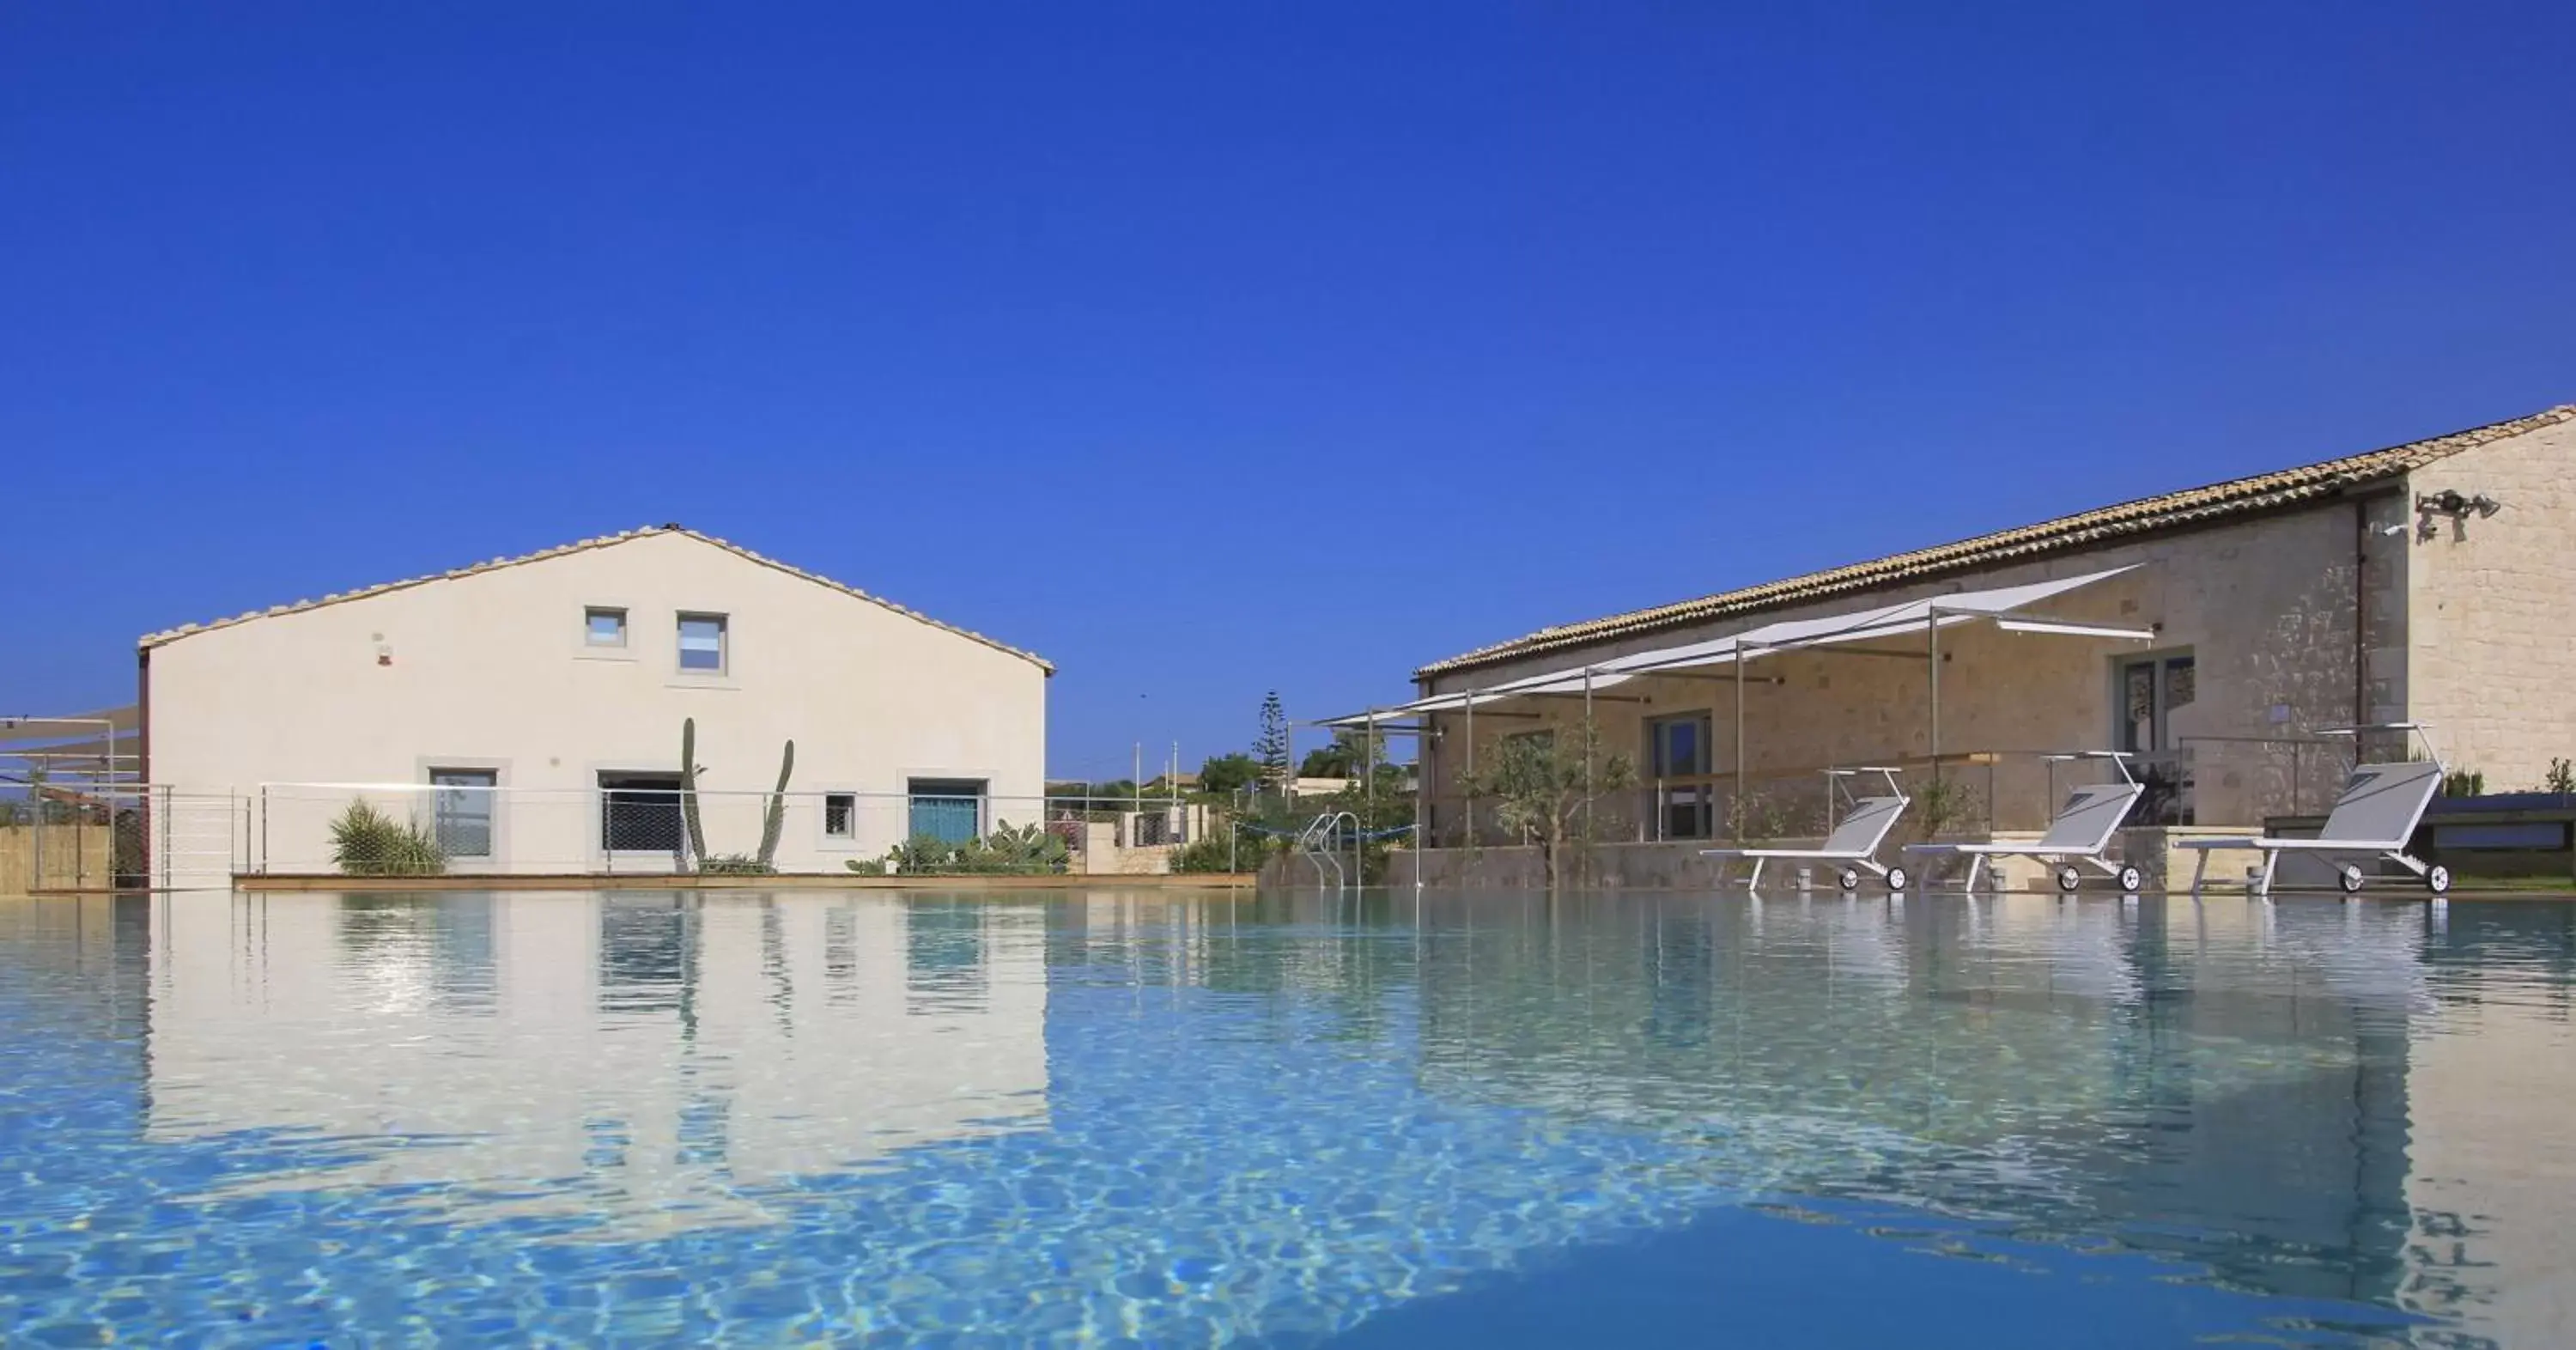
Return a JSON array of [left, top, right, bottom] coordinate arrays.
[[2415, 489, 2503, 541]]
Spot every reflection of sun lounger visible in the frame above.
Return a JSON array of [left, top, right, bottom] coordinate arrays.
[[1703, 768, 1913, 891], [1905, 751, 2145, 892], [2179, 724, 2451, 897]]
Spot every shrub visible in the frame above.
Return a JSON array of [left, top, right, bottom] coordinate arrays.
[[2544, 757, 2575, 797], [848, 823, 1068, 876], [329, 800, 447, 877], [2442, 768, 2484, 798], [1171, 825, 1248, 874], [1911, 776, 1981, 839], [1724, 790, 1796, 845], [697, 853, 776, 875], [959, 821, 1069, 874]]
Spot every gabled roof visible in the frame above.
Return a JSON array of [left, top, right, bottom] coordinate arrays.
[[1420, 403, 2575, 678], [137, 526, 1053, 672]]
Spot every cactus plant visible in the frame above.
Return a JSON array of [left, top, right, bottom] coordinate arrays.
[[756, 739, 795, 867], [679, 717, 708, 867]]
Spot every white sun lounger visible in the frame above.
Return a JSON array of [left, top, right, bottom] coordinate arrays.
[[1702, 768, 1912, 891], [1904, 751, 2146, 892], [2179, 724, 2451, 897]]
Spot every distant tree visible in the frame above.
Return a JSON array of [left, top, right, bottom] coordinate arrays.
[[1298, 727, 1386, 781], [1199, 752, 1263, 796], [1460, 725, 1633, 891], [1255, 692, 1291, 789]]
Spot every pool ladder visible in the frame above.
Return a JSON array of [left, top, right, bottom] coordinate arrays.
[[1296, 811, 1359, 891]]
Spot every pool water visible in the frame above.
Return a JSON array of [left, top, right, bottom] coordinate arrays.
[[3, 889, 2572, 1347]]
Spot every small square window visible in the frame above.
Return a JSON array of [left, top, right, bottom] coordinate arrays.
[[824, 793, 856, 839], [678, 614, 727, 673], [586, 607, 628, 648]]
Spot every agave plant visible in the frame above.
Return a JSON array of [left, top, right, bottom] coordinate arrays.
[[329, 800, 447, 877]]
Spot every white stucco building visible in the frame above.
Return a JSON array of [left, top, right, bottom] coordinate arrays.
[[138, 526, 1050, 883]]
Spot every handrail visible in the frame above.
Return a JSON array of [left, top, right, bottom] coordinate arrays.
[[1295, 812, 1348, 891]]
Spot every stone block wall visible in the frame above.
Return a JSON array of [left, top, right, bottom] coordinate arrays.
[[2404, 419, 2576, 793], [1421, 501, 2394, 831]]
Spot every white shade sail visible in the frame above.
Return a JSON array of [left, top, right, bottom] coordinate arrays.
[[1315, 669, 1638, 728], [0, 706, 140, 744], [1314, 563, 2147, 727], [1, 733, 138, 766], [1593, 564, 2144, 677]]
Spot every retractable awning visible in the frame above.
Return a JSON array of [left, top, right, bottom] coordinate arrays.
[[2, 733, 139, 767], [1598, 565, 2148, 676], [1315, 668, 1641, 729], [1314, 565, 2148, 731], [0, 707, 139, 744]]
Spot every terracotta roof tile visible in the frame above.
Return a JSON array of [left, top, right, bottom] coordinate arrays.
[[138, 526, 1054, 672], [1419, 404, 2575, 678]]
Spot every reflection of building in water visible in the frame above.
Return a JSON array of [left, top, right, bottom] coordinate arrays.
[[144, 892, 1049, 1232], [0, 895, 152, 1071], [1405, 896, 2426, 1310], [2403, 917, 2576, 1344]]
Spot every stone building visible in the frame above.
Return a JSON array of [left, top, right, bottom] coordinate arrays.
[[1375, 404, 2576, 885]]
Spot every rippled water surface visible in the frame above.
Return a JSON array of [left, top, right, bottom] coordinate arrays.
[[4, 888, 2573, 1347]]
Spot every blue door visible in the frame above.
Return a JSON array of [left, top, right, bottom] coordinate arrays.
[[907, 780, 986, 843]]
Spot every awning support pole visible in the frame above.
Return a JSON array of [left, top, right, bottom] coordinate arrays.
[[1928, 609, 1943, 783], [1582, 669, 1595, 850], [1734, 649, 1748, 844]]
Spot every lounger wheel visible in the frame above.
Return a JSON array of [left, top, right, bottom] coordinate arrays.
[[1885, 866, 1909, 891], [1838, 867, 1862, 891], [2426, 865, 2451, 896], [2338, 864, 2366, 895], [2117, 864, 2143, 892], [2056, 865, 2082, 893]]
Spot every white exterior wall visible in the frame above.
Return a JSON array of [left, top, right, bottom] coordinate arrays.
[[145, 892, 1050, 1235], [143, 532, 1048, 880]]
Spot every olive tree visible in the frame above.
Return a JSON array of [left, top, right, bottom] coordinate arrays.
[[1460, 723, 1634, 891]]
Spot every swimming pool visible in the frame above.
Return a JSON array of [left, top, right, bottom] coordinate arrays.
[[3, 888, 2567, 1346]]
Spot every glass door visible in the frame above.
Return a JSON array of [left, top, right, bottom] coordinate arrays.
[[2117, 654, 2196, 824], [1647, 714, 1714, 840]]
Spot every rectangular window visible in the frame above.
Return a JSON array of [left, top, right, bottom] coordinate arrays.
[[430, 769, 497, 858], [1646, 713, 1714, 840], [907, 778, 987, 844], [599, 771, 685, 853], [585, 607, 628, 648], [677, 614, 727, 673], [824, 793, 856, 839]]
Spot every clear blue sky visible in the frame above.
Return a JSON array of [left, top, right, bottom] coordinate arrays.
[[7, 3, 2570, 781]]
